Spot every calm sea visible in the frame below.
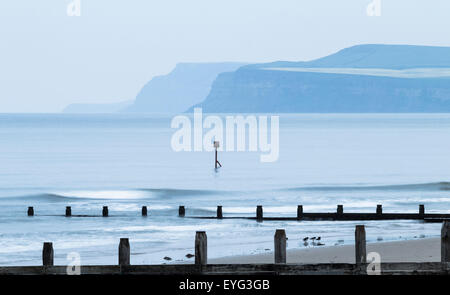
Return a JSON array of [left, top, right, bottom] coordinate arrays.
[[0, 113, 449, 265]]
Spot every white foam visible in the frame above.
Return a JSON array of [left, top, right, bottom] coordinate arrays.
[[53, 190, 149, 200]]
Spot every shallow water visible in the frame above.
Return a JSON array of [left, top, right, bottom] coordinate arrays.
[[0, 113, 449, 265]]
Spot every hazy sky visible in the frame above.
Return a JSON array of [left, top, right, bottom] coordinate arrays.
[[1, 0, 450, 112]]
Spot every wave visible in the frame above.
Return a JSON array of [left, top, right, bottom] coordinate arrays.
[[0, 188, 229, 201], [138, 188, 229, 198], [284, 182, 450, 192], [0, 191, 147, 201], [2, 182, 449, 202]]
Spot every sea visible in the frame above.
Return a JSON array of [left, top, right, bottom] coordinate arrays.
[[0, 113, 449, 266]]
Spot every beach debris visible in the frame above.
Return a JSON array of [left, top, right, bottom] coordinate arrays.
[[163, 256, 172, 261], [185, 254, 194, 259]]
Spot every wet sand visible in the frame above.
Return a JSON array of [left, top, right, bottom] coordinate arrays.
[[209, 238, 440, 264]]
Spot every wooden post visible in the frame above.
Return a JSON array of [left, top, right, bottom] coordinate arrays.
[[195, 231, 207, 266], [337, 205, 344, 215], [42, 242, 54, 266], [217, 206, 223, 219], [376, 205, 382, 215], [65, 206, 72, 217], [441, 221, 450, 262], [142, 206, 148, 216], [419, 204, 425, 216], [355, 225, 367, 265], [215, 149, 218, 169], [274, 229, 287, 264], [27, 207, 34, 216], [179, 206, 185, 217], [102, 206, 108, 217], [119, 238, 130, 266], [214, 141, 221, 169], [297, 205, 303, 219], [256, 205, 263, 221]]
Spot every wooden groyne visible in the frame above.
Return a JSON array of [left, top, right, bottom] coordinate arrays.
[[1, 222, 450, 275], [25, 204, 450, 221], [189, 204, 450, 221], [1, 263, 450, 275]]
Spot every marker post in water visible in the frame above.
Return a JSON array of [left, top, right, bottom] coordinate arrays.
[[214, 141, 222, 169]]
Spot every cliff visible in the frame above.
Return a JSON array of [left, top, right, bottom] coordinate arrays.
[[123, 62, 246, 113], [192, 45, 450, 113]]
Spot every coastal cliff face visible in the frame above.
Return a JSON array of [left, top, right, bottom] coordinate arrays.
[[123, 62, 246, 113], [194, 69, 450, 113], [192, 45, 450, 113]]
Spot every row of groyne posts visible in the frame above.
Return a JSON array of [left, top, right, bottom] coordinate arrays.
[[27, 204, 449, 221], [35, 221, 450, 269], [9, 205, 450, 274]]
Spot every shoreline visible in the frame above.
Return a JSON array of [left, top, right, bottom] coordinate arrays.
[[209, 238, 440, 264]]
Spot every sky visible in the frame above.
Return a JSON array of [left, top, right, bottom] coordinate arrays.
[[0, 0, 450, 112]]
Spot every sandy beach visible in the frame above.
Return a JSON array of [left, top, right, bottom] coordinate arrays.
[[209, 238, 440, 264]]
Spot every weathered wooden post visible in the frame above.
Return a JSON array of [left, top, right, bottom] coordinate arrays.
[[42, 242, 54, 266], [217, 206, 223, 219], [195, 231, 207, 266], [142, 206, 148, 216], [214, 141, 222, 169], [119, 238, 130, 266], [274, 229, 287, 264], [27, 207, 34, 216], [376, 205, 382, 215], [337, 205, 344, 215], [419, 204, 425, 216], [256, 205, 263, 221], [102, 206, 109, 217], [179, 206, 185, 217], [297, 205, 303, 220], [65, 206, 72, 217], [441, 221, 450, 262], [355, 225, 367, 265]]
